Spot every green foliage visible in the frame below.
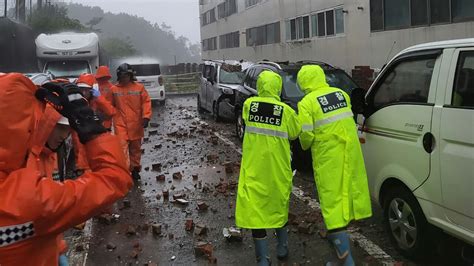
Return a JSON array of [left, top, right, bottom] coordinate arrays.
[[63, 3, 201, 63], [101, 37, 138, 58], [27, 5, 85, 34]]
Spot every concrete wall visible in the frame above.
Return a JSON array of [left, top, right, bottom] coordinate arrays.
[[199, 0, 474, 73]]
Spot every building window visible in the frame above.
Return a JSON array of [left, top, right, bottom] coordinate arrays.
[[202, 37, 217, 51], [452, 0, 474, 22], [311, 14, 318, 37], [218, 0, 237, 19], [370, 0, 384, 31], [335, 8, 345, 34], [201, 8, 216, 26], [370, 0, 474, 32], [290, 19, 297, 40], [384, 0, 410, 29], [287, 15, 310, 40], [411, 0, 429, 26], [317, 13, 325, 37], [246, 22, 280, 46], [245, 0, 262, 8], [220, 31, 240, 49], [286, 21, 291, 40], [430, 0, 450, 24], [326, 10, 335, 35]]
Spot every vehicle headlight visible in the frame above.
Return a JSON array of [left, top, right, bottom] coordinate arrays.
[[220, 87, 234, 95]]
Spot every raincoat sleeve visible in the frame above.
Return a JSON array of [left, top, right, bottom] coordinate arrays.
[[286, 107, 301, 141], [94, 95, 116, 118], [242, 98, 250, 124], [141, 86, 152, 120], [298, 97, 315, 151], [33, 134, 132, 236]]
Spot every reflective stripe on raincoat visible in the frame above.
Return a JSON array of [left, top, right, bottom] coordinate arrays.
[[297, 65, 372, 230], [0, 73, 133, 266], [235, 71, 301, 229]]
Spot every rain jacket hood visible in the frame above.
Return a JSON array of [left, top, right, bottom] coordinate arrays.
[[257, 70, 282, 101], [96, 66, 112, 80], [0, 73, 42, 174], [297, 65, 329, 95], [77, 74, 97, 88]]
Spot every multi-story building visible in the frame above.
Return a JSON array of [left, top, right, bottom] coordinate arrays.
[[199, 0, 474, 78]]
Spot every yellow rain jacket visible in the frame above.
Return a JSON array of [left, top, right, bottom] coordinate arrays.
[[297, 65, 372, 230], [235, 71, 301, 229]]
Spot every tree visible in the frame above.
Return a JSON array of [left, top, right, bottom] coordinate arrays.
[[27, 5, 85, 35], [86, 17, 103, 32], [101, 37, 138, 58]]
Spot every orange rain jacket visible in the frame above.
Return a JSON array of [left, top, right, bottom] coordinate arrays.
[[74, 74, 117, 171], [112, 81, 152, 140], [25, 104, 69, 254], [0, 73, 133, 266]]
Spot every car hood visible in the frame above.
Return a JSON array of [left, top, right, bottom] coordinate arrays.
[[219, 83, 242, 91]]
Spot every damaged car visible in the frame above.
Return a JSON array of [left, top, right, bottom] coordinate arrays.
[[198, 60, 252, 121]]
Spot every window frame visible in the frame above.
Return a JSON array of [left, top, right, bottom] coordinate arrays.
[[366, 49, 442, 114], [370, 0, 474, 32], [447, 49, 474, 109]]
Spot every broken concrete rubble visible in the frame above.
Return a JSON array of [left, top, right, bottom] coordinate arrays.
[[172, 172, 183, 180], [222, 227, 243, 242], [185, 219, 194, 231], [151, 223, 162, 235], [152, 163, 162, 172]]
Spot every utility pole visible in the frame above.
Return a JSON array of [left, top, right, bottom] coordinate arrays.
[[38, 0, 42, 9], [4, 0, 7, 17]]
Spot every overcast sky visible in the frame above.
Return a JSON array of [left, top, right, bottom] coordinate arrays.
[[65, 0, 201, 43]]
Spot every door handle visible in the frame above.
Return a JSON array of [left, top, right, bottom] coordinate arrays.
[[423, 132, 435, 153]]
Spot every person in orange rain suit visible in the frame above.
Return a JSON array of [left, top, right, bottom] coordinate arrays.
[[0, 73, 132, 266], [72, 73, 116, 174], [26, 105, 71, 266], [112, 63, 152, 180], [95, 66, 115, 130]]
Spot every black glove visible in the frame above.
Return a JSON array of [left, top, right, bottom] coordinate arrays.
[[36, 82, 107, 144], [143, 118, 150, 128]]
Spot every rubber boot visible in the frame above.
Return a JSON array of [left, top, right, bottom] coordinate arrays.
[[275, 227, 289, 260], [131, 169, 141, 180], [254, 237, 271, 266], [58, 254, 69, 266], [326, 231, 354, 266]]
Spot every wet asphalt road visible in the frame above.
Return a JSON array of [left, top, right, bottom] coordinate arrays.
[[80, 95, 467, 266]]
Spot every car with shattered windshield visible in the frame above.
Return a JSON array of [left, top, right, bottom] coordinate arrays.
[[198, 60, 252, 121]]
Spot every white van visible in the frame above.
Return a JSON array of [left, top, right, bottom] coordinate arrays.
[[131, 63, 165, 104], [352, 39, 473, 259]]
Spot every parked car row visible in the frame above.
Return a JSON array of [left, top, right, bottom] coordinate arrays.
[[198, 59, 360, 170], [199, 38, 473, 262]]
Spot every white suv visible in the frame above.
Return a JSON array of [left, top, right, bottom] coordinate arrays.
[[352, 39, 473, 259]]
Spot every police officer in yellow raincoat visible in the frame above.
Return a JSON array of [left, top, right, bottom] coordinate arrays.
[[297, 65, 372, 266], [235, 71, 301, 265]]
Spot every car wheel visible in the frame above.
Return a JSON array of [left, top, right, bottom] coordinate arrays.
[[212, 102, 221, 122], [383, 185, 429, 259], [235, 110, 245, 142], [197, 95, 204, 113]]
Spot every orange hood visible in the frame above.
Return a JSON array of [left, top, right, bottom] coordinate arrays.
[[96, 66, 112, 80], [0, 73, 42, 173]]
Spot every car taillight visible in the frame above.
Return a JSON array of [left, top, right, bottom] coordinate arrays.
[[158, 76, 163, 86]]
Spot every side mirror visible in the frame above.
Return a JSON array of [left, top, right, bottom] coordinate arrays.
[[350, 88, 367, 117]]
